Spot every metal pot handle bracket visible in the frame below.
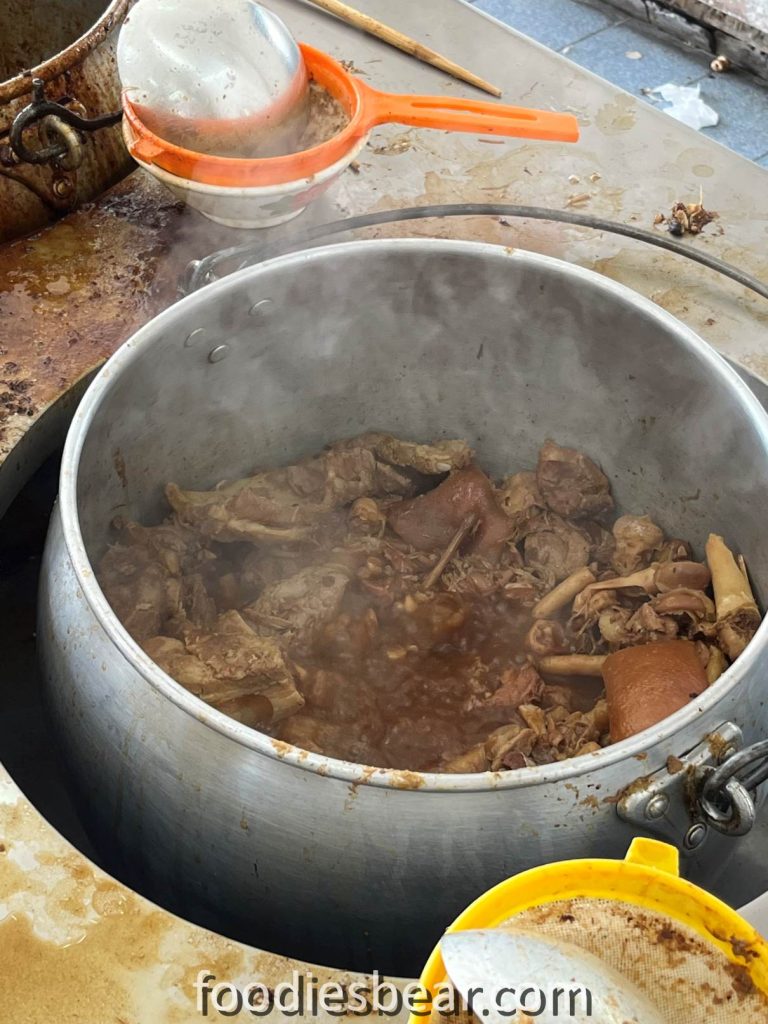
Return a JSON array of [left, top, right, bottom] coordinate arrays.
[[7, 78, 122, 170], [618, 724, 768, 852]]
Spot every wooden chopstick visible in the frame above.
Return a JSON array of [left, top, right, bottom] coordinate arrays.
[[302, 0, 503, 97]]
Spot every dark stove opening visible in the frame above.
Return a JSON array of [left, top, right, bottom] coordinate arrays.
[[0, 449, 102, 862]]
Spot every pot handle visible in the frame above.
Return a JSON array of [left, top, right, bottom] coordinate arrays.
[[618, 723, 768, 853], [698, 738, 768, 835], [180, 205, 768, 302], [356, 80, 580, 143], [9, 78, 122, 169]]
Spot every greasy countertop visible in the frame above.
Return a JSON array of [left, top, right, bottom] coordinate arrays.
[[3, 0, 768, 497], [0, 0, 767, 1019]]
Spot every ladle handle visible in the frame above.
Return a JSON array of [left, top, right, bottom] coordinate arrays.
[[359, 83, 580, 143]]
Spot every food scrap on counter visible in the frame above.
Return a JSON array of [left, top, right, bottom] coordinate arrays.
[[655, 190, 718, 236]]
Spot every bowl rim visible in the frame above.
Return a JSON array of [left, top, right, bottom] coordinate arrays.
[[57, 238, 768, 792], [127, 130, 368, 197]]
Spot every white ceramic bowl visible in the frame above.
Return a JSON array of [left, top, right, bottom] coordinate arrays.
[[124, 122, 367, 228]]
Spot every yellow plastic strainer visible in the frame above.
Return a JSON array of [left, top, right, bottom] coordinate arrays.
[[414, 838, 768, 1023]]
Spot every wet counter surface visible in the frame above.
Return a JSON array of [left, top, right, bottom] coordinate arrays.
[[0, 0, 767, 1019]]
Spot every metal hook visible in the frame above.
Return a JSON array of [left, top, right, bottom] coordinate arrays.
[[9, 78, 122, 167]]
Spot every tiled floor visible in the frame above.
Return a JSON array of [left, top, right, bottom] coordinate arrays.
[[472, 0, 768, 163]]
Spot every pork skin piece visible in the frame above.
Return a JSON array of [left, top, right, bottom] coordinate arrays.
[[536, 440, 614, 518], [602, 639, 708, 741], [244, 564, 350, 641], [387, 465, 514, 556], [143, 611, 303, 720]]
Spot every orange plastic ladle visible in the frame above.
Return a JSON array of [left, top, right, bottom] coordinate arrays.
[[124, 44, 580, 188]]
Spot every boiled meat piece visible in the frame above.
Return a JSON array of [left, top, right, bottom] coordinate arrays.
[[598, 602, 679, 648], [142, 636, 210, 691], [525, 620, 568, 655], [611, 514, 664, 576], [166, 441, 420, 544], [553, 699, 609, 757], [655, 538, 693, 563], [99, 515, 219, 640], [536, 440, 614, 518], [244, 564, 350, 641], [522, 514, 591, 582], [387, 465, 514, 556], [165, 451, 365, 543], [485, 724, 537, 771], [336, 432, 472, 475], [581, 520, 616, 566], [109, 516, 210, 575], [651, 588, 715, 633], [481, 698, 611, 769], [654, 560, 711, 593], [178, 572, 218, 631], [487, 663, 544, 708], [496, 471, 545, 538], [99, 543, 182, 641], [144, 610, 304, 723]]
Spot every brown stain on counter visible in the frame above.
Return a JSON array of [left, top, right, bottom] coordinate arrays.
[[595, 96, 637, 135], [0, 771, 388, 1023], [0, 896, 294, 1024], [0, 169, 244, 459], [0, 824, 379, 1023], [0, 906, 159, 1024]]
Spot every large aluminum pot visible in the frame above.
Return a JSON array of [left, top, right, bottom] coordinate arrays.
[[39, 240, 768, 974], [0, 0, 132, 242]]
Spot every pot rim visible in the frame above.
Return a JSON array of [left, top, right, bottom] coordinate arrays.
[[0, 0, 132, 105], [57, 238, 768, 792]]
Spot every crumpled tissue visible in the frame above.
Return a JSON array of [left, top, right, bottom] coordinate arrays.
[[649, 83, 719, 130]]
